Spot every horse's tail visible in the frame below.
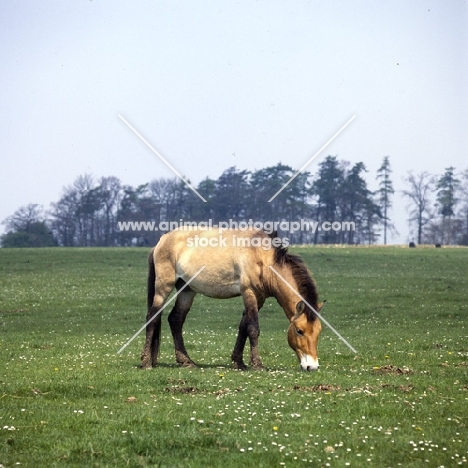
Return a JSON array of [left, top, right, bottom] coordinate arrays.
[[147, 248, 156, 310], [147, 248, 161, 359]]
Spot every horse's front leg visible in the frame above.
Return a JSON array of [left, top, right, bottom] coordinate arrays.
[[232, 290, 264, 370], [247, 313, 264, 370], [232, 311, 249, 370]]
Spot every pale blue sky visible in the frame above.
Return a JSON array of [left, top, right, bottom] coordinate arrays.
[[1, 1, 467, 242]]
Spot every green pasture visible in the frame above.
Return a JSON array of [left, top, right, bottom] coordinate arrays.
[[0, 246, 467, 467]]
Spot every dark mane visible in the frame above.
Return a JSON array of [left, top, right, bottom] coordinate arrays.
[[273, 245, 319, 321]]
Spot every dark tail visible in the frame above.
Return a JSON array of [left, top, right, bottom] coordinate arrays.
[[146, 248, 161, 363], [147, 248, 156, 309]]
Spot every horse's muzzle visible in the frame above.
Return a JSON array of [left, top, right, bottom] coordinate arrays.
[[300, 355, 319, 371]]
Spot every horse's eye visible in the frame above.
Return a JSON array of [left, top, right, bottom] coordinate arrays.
[[296, 328, 304, 336]]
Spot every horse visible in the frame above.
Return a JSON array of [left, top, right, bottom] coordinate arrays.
[[140, 228, 323, 371]]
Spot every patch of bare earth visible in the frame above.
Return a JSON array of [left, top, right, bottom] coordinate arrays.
[[372, 365, 413, 375], [293, 384, 341, 392], [164, 386, 199, 394], [381, 383, 414, 393], [293, 383, 417, 394]]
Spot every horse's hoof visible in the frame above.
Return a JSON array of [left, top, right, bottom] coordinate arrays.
[[252, 364, 265, 371], [181, 361, 197, 368], [140, 363, 152, 369], [233, 361, 248, 371]]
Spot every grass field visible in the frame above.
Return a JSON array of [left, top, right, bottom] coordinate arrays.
[[0, 246, 467, 467]]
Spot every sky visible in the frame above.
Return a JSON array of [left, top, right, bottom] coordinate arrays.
[[1, 0, 467, 243]]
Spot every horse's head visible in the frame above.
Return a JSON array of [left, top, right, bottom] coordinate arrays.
[[287, 301, 324, 371]]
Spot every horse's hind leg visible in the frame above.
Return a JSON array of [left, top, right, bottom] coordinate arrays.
[[141, 308, 162, 369], [141, 280, 174, 369], [168, 286, 197, 367]]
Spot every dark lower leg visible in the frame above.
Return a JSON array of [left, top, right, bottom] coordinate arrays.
[[141, 308, 161, 369], [247, 320, 263, 370], [169, 319, 196, 367], [239, 292, 263, 369], [232, 313, 248, 370], [168, 293, 196, 367]]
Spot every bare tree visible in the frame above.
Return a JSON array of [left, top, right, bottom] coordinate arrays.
[[402, 171, 435, 244], [1, 204, 57, 247], [2, 204, 44, 232], [97, 176, 123, 246]]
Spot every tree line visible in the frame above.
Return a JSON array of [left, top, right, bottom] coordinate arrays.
[[2, 157, 468, 247], [403, 167, 468, 246]]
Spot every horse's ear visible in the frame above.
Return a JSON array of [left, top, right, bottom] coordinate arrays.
[[317, 300, 327, 313], [294, 301, 306, 318]]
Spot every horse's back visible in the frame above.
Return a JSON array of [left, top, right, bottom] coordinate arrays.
[[152, 229, 274, 298]]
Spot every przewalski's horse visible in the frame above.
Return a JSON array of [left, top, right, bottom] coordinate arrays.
[[141, 228, 323, 371]]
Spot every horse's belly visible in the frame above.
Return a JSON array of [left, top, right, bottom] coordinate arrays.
[[177, 263, 243, 298], [188, 277, 242, 299]]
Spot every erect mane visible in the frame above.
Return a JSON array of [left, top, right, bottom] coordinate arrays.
[[273, 245, 319, 321]]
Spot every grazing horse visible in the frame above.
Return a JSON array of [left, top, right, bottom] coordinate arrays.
[[141, 228, 323, 371]]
